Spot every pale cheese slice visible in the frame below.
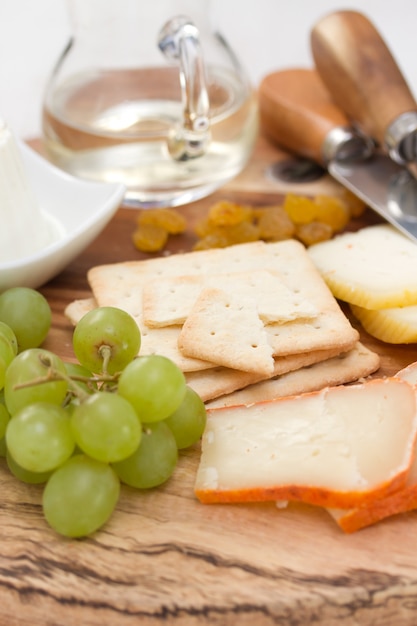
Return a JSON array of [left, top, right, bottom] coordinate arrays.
[[195, 378, 417, 509], [350, 302, 417, 344], [308, 224, 417, 309], [327, 450, 417, 533], [396, 361, 417, 385]]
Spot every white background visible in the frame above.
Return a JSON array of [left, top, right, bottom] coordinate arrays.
[[1, 0, 416, 139]]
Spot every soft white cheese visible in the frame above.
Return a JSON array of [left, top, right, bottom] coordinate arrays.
[[0, 120, 62, 263], [195, 378, 417, 497]]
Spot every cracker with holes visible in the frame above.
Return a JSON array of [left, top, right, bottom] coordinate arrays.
[[142, 270, 318, 328], [88, 240, 358, 360], [185, 344, 355, 402], [178, 286, 275, 375], [65, 297, 215, 372], [71, 239, 363, 398], [205, 342, 380, 407]]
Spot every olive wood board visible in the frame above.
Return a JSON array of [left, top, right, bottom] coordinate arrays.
[[3, 136, 417, 626]]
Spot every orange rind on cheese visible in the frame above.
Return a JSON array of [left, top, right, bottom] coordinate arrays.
[[194, 378, 417, 510], [328, 361, 417, 531], [327, 452, 417, 533], [396, 361, 417, 386]]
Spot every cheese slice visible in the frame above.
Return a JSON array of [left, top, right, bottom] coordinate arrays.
[[308, 224, 417, 309], [328, 449, 417, 533], [396, 361, 417, 385], [324, 360, 417, 533], [194, 378, 417, 509], [350, 303, 417, 344]]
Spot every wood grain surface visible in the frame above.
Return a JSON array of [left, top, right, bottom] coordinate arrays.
[[3, 137, 417, 626]]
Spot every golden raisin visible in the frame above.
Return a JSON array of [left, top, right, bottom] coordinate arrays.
[[313, 195, 350, 232], [137, 208, 186, 234], [339, 189, 367, 217], [193, 221, 260, 250], [224, 221, 260, 244], [194, 217, 217, 238], [255, 206, 296, 241], [283, 194, 318, 224], [193, 233, 232, 250], [132, 223, 169, 252], [207, 200, 253, 226], [295, 221, 333, 246]]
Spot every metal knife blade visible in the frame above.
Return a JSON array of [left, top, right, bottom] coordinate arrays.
[[258, 68, 417, 242], [311, 10, 417, 172]]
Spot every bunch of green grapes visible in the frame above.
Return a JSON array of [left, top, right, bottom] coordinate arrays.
[[0, 289, 207, 539]]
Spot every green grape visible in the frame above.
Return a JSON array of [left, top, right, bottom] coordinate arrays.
[[117, 354, 186, 422], [6, 450, 52, 484], [71, 392, 142, 463], [42, 454, 120, 538], [0, 287, 51, 351], [6, 402, 75, 473], [0, 355, 6, 392], [0, 321, 18, 355], [64, 361, 97, 395], [0, 334, 16, 368], [72, 306, 141, 375], [112, 421, 178, 489], [0, 402, 10, 440], [164, 386, 207, 449], [0, 392, 7, 454], [0, 334, 16, 390], [4, 348, 68, 415]]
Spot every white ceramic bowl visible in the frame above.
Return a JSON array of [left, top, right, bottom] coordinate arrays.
[[0, 140, 125, 291]]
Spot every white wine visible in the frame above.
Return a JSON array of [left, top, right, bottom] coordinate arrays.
[[42, 67, 258, 207]]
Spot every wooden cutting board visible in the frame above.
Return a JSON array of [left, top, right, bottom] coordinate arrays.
[[3, 136, 417, 626]]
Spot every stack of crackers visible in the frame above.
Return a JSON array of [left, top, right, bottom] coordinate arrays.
[[65, 240, 380, 405]]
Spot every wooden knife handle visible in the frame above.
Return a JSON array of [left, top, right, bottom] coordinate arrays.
[[259, 68, 350, 164], [311, 10, 417, 148]]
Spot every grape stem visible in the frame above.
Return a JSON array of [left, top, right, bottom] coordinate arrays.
[[13, 353, 120, 400], [98, 345, 112, 376], [13, 369, 91, 402]]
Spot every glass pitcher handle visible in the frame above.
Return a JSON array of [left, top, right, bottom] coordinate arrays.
[[158, 15, 211, 160]]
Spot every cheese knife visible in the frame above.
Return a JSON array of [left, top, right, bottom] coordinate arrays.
[[258, 68, 417, 242], [311, 10, 417, 177]]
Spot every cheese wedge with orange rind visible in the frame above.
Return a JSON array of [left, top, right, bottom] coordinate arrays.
[[350, 302, 417, 344], [194, 377, 417, 509], [308, 224, 417, 309], [325, 362, 417, 533], [327, 452, 417, 533], [396, 361, 417, 385]]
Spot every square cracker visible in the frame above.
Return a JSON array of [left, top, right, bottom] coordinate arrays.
[[142, 270, 318, 328], [65, 297, 96, 325], [88, 240, 358, 360], [204, 342, 380, 407], [185, 341, 358, 403], [64, 297, 215, 372], [178, 286, 275, 376], [65, 297, 359, 398]]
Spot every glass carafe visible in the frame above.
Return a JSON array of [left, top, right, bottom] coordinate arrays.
[[42, 0, 258, 207]]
